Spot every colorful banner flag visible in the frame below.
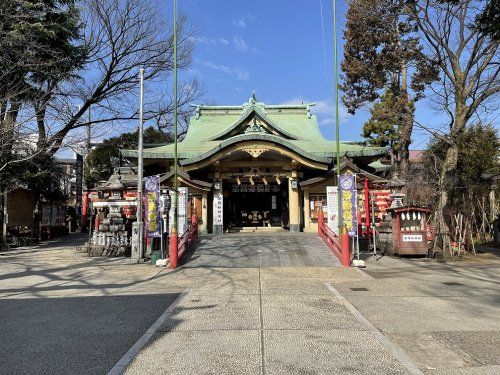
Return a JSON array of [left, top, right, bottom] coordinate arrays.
[[145, 176, 161, 237], [339, 174, 357, 236]]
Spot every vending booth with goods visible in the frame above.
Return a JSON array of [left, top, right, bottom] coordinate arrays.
[[386, 206, 430, 256]]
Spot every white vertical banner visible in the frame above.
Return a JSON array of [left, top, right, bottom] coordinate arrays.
[[213, 191, 223, 226], [169, 187, 188, 235], [326, 186, 339, 235], [178, 187, 188, 235]]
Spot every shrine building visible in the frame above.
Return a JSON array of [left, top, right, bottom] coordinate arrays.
[[122, 95, 388, 234]]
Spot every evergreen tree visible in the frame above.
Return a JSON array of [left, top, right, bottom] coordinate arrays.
[[0, 0, 85, 186], [362, 90, 415, 165], [475, 0, 499, 40], [341, 0, 437, 178]]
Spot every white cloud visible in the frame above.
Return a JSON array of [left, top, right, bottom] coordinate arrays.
[[251, 46, 262, 55], [319, 117, 335, 126], [233, 36, 248, 52], [280, 98, 311, 106], [314, 100, 334, 115], [190, 35, 261, 55], [198, 60, 249, 81], [232, 17, 246, 28], [232, 13, 257, 28], [281, 97, 349, 125], [189, 36, 231, 48]]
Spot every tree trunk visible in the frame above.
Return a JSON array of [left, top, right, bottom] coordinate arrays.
[[34, 100, 47, 150], [1, 101, 21, 140], [0, 100, 21, 167], [435, 143, 459, 237], [394, 91, 413, 185]]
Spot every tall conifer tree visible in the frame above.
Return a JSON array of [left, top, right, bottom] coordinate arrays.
[[341, 0, 437, 178]]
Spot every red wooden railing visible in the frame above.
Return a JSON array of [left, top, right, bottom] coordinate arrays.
[[178, 216, 198, 261], [317, 210, 351, 267], [170, 214, 198, 269]]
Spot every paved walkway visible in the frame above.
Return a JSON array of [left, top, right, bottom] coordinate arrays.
[[123, 234, 413, 374], [1, 233, 499, 374], [124, 266, 410, 375], [182, 232, 340, 268], [339, 255, 500, 374], [0, 234, 182, 375]]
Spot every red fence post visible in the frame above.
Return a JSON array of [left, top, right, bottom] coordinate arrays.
[[341, 225, 351, 267], [169, 227, 178, 269], [191, 213, 198, 240], [364, 178, 370, 236], [318, 209, 324, 236]]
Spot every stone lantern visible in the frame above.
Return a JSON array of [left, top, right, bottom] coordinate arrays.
[[388, 172, 406, 208]]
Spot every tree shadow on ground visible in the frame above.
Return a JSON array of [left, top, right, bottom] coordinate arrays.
[[0, 293, 180, 375]]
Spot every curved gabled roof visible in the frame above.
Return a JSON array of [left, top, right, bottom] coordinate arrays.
[[121, 95, 387, 163]]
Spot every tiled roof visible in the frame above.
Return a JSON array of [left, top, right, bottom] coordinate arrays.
[[122, 96, 387, 163]]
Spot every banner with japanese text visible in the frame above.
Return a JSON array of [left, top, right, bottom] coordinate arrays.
[[213, 192, 223, 226], [145, 176, 161, 237], [168, 187, 188, 235], [326, 186, 339, 235], [339, 174, 357, 236]]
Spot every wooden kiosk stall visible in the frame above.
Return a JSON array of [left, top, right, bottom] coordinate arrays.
[[387, 206, 430, 256]]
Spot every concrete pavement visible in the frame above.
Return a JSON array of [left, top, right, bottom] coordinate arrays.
[[335, 255, 500, 374], [124, 235, 413, 374], [182, 232, 340, 268], [124, 266, 409, 375], [0, 234, 183, 375], [1, 233, 499, 374]]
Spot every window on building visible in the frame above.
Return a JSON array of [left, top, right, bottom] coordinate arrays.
[[309, 194, 326, 219]]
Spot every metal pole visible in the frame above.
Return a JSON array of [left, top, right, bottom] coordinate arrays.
[[86, 106, 91, 153], [333, 0, 342, 237], [136, 67, 145, 259], [160, 216, 164, 258], [2, 190, 7, 249], [371, 191, 377, 256], [355, 174, 359, 260], [169, 0, 179, 268], [173, 0, 178, 234]]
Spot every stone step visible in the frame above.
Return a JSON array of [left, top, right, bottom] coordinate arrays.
[[227, 226, 286, 233]]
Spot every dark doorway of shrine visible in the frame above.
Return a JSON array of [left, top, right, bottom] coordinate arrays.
[[222, 179, 289, 231]]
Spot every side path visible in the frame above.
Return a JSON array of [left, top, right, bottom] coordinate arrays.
[[123, 265, 415, 375]]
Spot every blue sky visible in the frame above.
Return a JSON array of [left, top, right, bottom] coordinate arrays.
[[175, 0, 438, 150]]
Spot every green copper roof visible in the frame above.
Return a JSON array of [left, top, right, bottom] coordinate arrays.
[[122, 96, 387, 163]]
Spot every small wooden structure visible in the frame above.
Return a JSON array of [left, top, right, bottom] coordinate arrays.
[[387, 206, 430, 255]]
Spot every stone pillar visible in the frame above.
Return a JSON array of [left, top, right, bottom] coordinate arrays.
[[131, 222, 141, 261], [303, 190, 311, 232], [288, 176, 301, 232], [201, 191, 208, 234]]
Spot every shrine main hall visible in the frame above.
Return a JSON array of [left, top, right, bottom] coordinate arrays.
[[123, 96, 387, 234]]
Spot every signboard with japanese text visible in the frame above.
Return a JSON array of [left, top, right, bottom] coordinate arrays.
[[326, 186, 339, 235], [169, 187, 188, 235], [402, 234, 423, 242], [339, 174, 357, 236], [145, 176, 160, 237], [213, 191, 223, 226]]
